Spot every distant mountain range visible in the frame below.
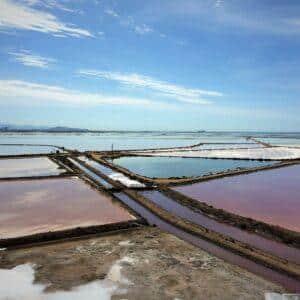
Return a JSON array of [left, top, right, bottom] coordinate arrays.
[[0, 124, 89, 133], [0, 123, 210, 133]]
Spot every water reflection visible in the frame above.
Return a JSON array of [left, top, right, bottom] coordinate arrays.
[[0, 157, 63, 178], [174, 164, 300, 232], [112, 156, 276, 178], [0, 178, 135, 239]]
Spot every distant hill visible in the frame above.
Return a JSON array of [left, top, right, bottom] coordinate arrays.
[[0, 123, 89, 133], [46, 126, 89, 132]]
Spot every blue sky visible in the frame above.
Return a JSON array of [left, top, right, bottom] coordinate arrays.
[[0, 0, 299, 131]]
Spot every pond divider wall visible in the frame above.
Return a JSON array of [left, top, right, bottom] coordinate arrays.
[[0, 220, 144, 249], [159, 186, 300, 248], [119, 189, 300, 282]]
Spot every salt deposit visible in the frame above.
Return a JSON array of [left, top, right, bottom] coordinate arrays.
[[135, 147, 300, 160], [108, 172, 145, 188]]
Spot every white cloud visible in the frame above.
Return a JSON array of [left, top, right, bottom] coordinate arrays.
[[98, 31, 105, 37], [78, 70, 222, 104], [215, 0, 224, 8], [104, 8, 154, 36], [134, 24, 153, 35], [105, 8, 119, 18], [0, 0, 92, 37], [22, 0, 75, 12], [9, 50, 56, 69], [0, 80, 174, 108]]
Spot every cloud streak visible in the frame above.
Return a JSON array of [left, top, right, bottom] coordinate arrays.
[[78, 70, 222, 104], [0, 0, 92, 37], [9, 50, 56, 69], [0, 80, 174, 108]]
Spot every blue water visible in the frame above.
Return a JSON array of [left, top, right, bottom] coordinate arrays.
[[0, 144, 60, 155], [0, 131, 299, 152], [112, 156, 277, 178]]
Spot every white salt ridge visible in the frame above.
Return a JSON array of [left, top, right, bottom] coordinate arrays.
[[265, 293, 300, 300], [135, 147, 300, 160], [0, 257, 135, 299], [109, 172, 145, 188], [118, 240, 132, 246], [195, 143, 265, 150]]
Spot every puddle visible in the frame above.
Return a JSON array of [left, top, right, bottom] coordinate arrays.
[[0, 260, 133, 300], [111, 156, 276, 178], [140, 190, 300, 264], [173, 164, 300, 232], [0, 178, 135, 239], [0, 157, 64, 178]]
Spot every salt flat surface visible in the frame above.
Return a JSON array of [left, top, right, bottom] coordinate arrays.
[[0, 157, 63, 178], [194, 143, 265, 150], [0, 257, 135, 299], [108, 172, 145, 188], [0, 178, 135, 239], [136, 147, 300, 160]]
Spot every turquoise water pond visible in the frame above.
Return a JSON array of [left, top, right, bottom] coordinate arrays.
[[111, 156, 277, 178]]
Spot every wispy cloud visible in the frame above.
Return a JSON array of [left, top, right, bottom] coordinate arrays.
[[0, 80, 173, 108], [9, 50, 56, 69], [0, 0, 92, 37], [105, 7, 154, 36], [105, 8, 119, 18], [22, 0, 76, 13], [78, 70, 222, 104], [134, 24, 153, 35]]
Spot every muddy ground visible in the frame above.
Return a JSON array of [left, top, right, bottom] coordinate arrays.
[[0, 227, 284, 299]]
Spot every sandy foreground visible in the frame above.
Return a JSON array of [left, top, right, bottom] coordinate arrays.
[[0, 227, 284, 300]]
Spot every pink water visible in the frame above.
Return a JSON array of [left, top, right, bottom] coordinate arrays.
[[0, 178, 135, 239], [174, 164, 300, 232]]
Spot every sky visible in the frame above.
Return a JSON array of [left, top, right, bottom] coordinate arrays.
[[0, 0, 299, 131]]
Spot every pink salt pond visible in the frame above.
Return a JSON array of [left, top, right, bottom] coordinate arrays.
[[173, 164, 300, 232], [0, 177, 135, 239]]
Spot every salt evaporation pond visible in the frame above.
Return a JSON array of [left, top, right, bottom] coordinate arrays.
[[139, 190, 300, 264], [0, 133, 200, 151], [259, 138, 300, 147], [0, 178, 135, 239], [111, 156, 276, 178], [173, 164, 300, 232], [0, 157, 63, 178], [0, 144, 62, 156]]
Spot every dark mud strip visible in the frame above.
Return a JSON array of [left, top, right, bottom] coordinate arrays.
[[0, 173, 73, 181], [0, 220, 142, 248], [0, 153, 51, 159], [49, 156, 74, 173], [140, 190, 300, 265], [115, 192, 300, 293]]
